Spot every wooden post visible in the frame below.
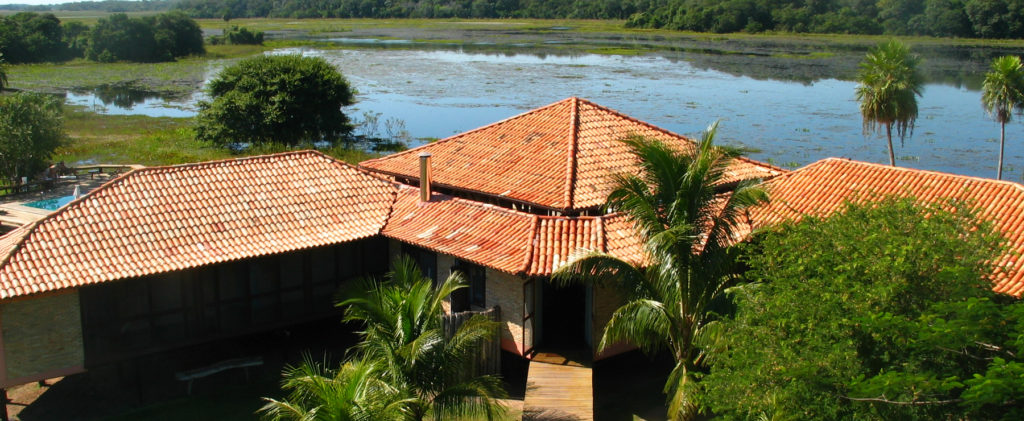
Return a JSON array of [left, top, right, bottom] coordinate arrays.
[[1, 388, 9, 421]]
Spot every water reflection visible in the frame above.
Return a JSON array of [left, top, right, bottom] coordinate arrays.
[[319, 35, 1023, 87], [57, 39, 1024, 181], [65, 86, 202, 118]]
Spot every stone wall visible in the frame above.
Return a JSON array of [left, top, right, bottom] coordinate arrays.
[[486, 269, 528, 355], [592, 283, 635, 360], [0, 290, 85, 387]]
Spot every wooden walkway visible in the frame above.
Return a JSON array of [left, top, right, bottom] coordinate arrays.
[[522, 352, 593, 421]]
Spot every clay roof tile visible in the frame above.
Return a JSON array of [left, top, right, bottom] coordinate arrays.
[[0, 151, 396, 300]]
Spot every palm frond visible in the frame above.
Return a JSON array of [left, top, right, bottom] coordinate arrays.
[[664, 360, 700, 421], [598, 298, 674, 354], [552, 250, 644, 286]]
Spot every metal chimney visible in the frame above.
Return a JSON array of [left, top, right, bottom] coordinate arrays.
[[419, 152, 432, 202]]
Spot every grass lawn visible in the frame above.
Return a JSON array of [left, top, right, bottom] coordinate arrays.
[[7, 44, 271, 98], [57, 107, 379, 167]]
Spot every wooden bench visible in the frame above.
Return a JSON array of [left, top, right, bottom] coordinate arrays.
[[175, 356, 264, 395]]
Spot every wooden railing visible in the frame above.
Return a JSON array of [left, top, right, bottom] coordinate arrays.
[[442, 306, 501, 376], [0, 165, 142, 199], [0, 177, 60, 197]]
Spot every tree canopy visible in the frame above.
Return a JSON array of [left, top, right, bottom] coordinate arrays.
[[0, 92, 65, 183], [0, 12, 69, 63], [0, 53, 8, 91], [87, 12, 204, 62], [195, 54, 356, 147], [0, 12, 202, 64], [701, 197, 1023, 420], [554, 123, 768, 420], [172, 0, 1024, 38]]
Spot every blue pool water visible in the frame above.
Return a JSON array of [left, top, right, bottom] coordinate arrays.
[[23, 195, 75, 211]]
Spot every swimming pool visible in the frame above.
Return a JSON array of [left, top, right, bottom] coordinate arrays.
[[23, 195, 75, 211]]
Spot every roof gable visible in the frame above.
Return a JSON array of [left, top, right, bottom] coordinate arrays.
[[0, 151, 396, 299], [360, 97, 783, 212], [749, 158, 1024, 296], [381, 186, 646, 277]]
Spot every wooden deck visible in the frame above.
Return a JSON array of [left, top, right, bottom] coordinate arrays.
[[522, 351, 593, 421]]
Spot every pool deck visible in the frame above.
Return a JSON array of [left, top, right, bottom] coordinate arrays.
[[0, 177, 111, 232]]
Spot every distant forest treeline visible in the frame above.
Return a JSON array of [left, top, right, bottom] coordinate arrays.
[[0, 11, 202, 63], [1, 1, 173, 13], [172, 0, 1024, 39], [3, 1, 1023, 39]]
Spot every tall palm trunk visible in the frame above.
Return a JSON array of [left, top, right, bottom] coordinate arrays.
[[998, 122, 1006, 180], [886, 122, 895, 166]]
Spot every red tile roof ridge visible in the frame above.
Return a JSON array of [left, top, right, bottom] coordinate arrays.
[[775, 157, 1024, 192], [0, 224, 37, 276], [388, 183, 541, 218], [0, 150, 383, 265], [574, 98, 787, 177], [359, 97, 580, 170], [0, 164, 141, 271], [134, 149, 364, 175], [522, 214, 540, 274], [564, 97, 581, 210], [132, 150, 400, 189], [0, 150, 398, 300]]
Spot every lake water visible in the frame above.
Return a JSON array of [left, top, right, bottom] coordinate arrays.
[[69, 44, 1024, 181]]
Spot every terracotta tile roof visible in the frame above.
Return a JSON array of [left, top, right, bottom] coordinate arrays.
[[747, 158, 1024, 297], [0, 151, 396, 300], [528, 217, 603, 277], [382, 187, 537, 273], [360, 97, 783, 212], [602, 214, 646, 267], [383, 186, 648, 277]]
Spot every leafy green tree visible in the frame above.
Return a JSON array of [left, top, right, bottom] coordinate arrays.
[[982, 55, 1024, 180], [153, 11, 205, 58], [965, 0, 1024, 38], [0, 12, 66, 63], [195, 54, 356, 147], [855, 40, 924, 166], [261, 257, 507, 421], [702, 197, 1022, 420], [61, 21, 90, 60], [0, 93, 65, 183], [87, 12, 203, 62], [209, 26, 265, 45], [0, 53, 8, 91], [554, 123, 768, 421], [88, 13, 160, 62], [917, 0, 972, 37]]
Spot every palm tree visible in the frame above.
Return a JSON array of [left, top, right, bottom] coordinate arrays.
[[260, 357, 407, 421], [340, 257, 507, 420], [982, 55, 1024, 180], [553, 122, 768, 421], [263, 256, 507, 421], [855, 40, 924, 166]]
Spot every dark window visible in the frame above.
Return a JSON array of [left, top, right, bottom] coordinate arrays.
[[402, 244, 437, 283], [452, 260, 486, 311]]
